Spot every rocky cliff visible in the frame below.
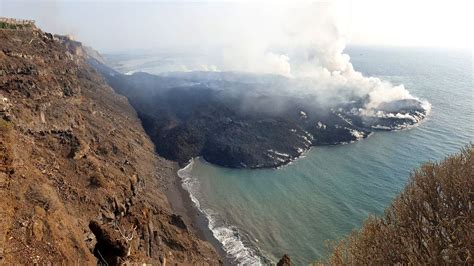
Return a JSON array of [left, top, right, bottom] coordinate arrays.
[[0, 22, 219, 264]]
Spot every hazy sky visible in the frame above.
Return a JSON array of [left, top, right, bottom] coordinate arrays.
[[0, 0, 472, 52]]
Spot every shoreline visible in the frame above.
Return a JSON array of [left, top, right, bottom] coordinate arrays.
[[164, 162, 232, 265]]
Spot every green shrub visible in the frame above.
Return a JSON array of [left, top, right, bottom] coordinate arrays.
[[0, 21, 33, 29], [320, 145, 473, 265], [0, 119, 11, 131]]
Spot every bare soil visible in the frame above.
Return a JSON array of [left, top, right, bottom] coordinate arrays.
[[0, 26, 220, 264]]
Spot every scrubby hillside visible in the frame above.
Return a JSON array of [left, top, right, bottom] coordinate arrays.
[[0, 22, 219, 264], [321, 145, 473, 264]]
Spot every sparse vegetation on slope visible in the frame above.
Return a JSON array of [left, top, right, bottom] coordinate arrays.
[[0, 22, 219, 264], [0, 119, 13, 174], [0, 18, 35, 30], [321, 145, 473, 265]]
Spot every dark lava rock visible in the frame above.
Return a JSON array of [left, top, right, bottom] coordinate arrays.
[[88, 59, 428, 169]]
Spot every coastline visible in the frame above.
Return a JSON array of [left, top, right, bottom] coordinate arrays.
[[164, 162, 232, 265]]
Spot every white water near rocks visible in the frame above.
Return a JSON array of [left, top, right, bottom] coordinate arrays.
[[178, 160, 263, 265]]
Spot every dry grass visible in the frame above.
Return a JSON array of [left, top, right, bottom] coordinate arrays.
[[0, 119, 13, 172], [0, 119, 11, 131], [320, 145, 473, 265]]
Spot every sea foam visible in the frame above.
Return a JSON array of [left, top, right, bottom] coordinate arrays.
[[177, 159, 263, 265]]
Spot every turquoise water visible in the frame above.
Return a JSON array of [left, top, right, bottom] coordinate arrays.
[[178, 47, 473, 265]]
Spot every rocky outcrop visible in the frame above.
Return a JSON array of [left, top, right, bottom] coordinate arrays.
[[277, 254, 291, 266], [0, 23, 219, 264]]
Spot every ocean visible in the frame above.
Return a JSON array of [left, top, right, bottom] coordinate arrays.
[[106, 46, 473, 265]]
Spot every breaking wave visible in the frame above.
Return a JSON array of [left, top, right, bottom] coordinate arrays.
[[177, 159, 264, 265]]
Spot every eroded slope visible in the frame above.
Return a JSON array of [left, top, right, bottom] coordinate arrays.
[[0, 25, 219, 264]]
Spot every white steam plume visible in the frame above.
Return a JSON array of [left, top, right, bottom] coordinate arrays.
[[213, 2, 426, 111]]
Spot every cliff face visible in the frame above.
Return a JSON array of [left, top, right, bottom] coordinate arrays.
[[0, 25, 219, 264]]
